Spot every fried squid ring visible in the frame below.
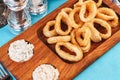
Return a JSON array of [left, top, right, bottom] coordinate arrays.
[[79, 0, 84, 3], [96, 8, 114, 20], [69, 7, 84, 28], [79, 0, 97, 22], [74, 1, 82, 8], [81, 39, 91, 53], [71, 29, 79, 46], [76, 26, 91, 47], [47, 36, 71, 44], [71, 29, 91, 53], [86, 23, 102, 42], [55, 12, 72, 35], [78, 0, 87, 4], [96, 7, 119, 27], [79, 0, 102, 7], [43, 20, 57, 37], [95, 0, 102, 7], [61, 7, 72, 15], [55, 42, 83, 62], [91, 18, 111, 39]]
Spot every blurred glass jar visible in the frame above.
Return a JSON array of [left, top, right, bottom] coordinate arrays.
[[3, 0, 31, 35], [27, 0, 48, 15], [4, 0, 28, 11], [112, 0, 120, 7], [7, 10, 31, 35]]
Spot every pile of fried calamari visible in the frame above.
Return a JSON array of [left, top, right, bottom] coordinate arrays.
[[43, 0, 119, 62]]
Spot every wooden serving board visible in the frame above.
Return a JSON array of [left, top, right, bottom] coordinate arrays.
[[0, 0, 120, 80]]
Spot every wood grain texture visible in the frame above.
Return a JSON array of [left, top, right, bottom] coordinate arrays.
[[0, 0, 120, 80]]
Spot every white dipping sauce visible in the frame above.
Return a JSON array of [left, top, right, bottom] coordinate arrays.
[[8, 39, 34, 62], [32, 64, 59, 80]]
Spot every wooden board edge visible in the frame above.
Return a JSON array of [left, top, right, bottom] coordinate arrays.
[[73, 30, 120, 78]]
